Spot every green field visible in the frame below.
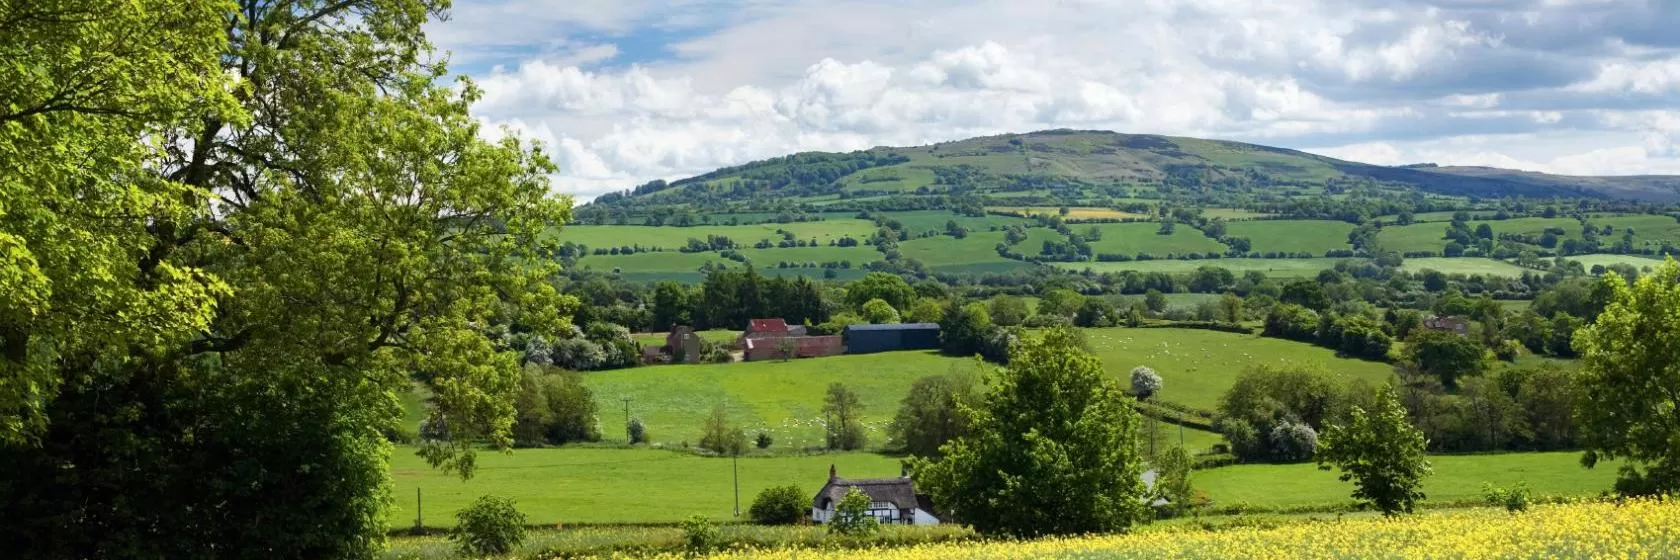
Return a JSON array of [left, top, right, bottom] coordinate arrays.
[[1593, 214, 1680, 248], [988, 206, 1149, 220], [631, 330, 741, 347], [1223, 220, 1354, 254], [582, 351, 960, 449], [898, 230, 1035, 274], [554, 221, 878, 251], [388, 447, 903, 527], [1196, 451, 1616, 509], [1565, 253, 1666, 271], [1055, 258, 1347, 278], [1200, 208, 1274, 220], [1400, 257, 1532, 277], [1374, 217, 1580, 254], [879, 210, 1029, 234], [1085, 223, 1227, 256], [1082, 328, 1395, 412]]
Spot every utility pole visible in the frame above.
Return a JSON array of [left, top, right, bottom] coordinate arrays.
[[622, 397, 631, 444], [414, 488, 422, 533], [733, 450, 741, 518]]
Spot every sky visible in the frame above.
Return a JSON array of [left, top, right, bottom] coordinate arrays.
[[430, 0, 1680, 201]]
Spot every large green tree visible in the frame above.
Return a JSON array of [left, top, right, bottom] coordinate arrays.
[[916, 327, 1147, 537], [1316, 386, 1432, 516], [0, 1, 571, 557], [1572, 259, 1680, 495]]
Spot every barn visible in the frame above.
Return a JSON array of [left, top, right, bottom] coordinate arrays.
[[842, 323, 940, 355]]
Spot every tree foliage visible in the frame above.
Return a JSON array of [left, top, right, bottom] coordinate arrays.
[[1403, 327, 1489, 389], [888, 366, 980, 458], [1153, 446, 1195, 517], [1572, 259, 1680, 496], [823, 383, 867, 450], [452, 495, 527, 556], [915, 327, 1147, 537], [699, 403, 746, 455], [0, 1, 573, 557], [1317, 386, 1432, 516], [861, 298, 901, 324], [829, 487, 881, 536]]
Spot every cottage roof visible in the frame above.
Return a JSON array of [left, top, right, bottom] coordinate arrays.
[[747, 318, 790, 334], [814, 477, 920, 510], [842, 323, 940, 332]]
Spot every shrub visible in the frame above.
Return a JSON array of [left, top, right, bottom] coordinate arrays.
[[1130, 366, 1162, 400], [749, 485, 808, 525], [829, 487, 880, 537], [755, 431, 773, 449], [452, 495, 526, 556], [1482, 482, 1531, 513], [628, 418, 647, 444], [1268, 420, 1319, 461], [681, 515, 721, 553], [1022, 313, 1071, 328], [511, 367, 601, 447]]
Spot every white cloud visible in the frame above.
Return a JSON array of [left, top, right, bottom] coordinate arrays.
[[442, 0, 1680, 199]]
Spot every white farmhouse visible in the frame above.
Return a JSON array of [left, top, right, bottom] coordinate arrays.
[[810, 465, 939, 526]]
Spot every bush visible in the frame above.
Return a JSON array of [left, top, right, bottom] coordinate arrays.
[[1130, 366, 1162, 400], [681, 515, 721, 553], [748, 485, 808, 525], [628, 418, 647, 444], [1268, 421, 1319, 461], [755, 431, 773, 449], [1482, 482, 1531, 513], [452, 495, 527, 556], [1021, 313, 1071, 328], [511, 367, 602, 447], [829, 487, 880, 537]]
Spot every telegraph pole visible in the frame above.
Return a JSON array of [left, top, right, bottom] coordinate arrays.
[[733, 450, 741, 518], [622, 397, 631, 444]]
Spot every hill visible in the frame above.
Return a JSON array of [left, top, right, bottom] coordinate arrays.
[[578, 130, 1680, 222]]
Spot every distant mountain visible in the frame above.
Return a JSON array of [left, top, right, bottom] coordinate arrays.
[[582, 130, 1680, 217]]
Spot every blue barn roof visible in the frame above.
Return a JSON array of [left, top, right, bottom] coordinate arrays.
[[843, 323, 939, 332]]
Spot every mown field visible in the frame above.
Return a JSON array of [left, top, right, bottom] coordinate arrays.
[[1055, 258, 1346, 277], [1223, 220, 1354, 254], [1399, 257, 1533, 277], [1565, 253, 1666, 270]]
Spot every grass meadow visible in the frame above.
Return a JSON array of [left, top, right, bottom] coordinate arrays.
[[1055, 258, 1347, 278], [1399, 257, 1533, 277], [986, 206, 1150, 220], [553, 221, 878, 251], [1196, 451, 1615, 509], [1084, 223, 1228, 256], [1222, 220, 1354, 254]]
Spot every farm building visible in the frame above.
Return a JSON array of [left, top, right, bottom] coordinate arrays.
[[1422, 315, 1470, 335], [740, 317, 843, 362], [811, 465, 939, 526], [743, 334, 842, 361], [842, 323, 940, 354]]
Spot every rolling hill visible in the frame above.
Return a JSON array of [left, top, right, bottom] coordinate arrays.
[[579, 130, 1680, 221]]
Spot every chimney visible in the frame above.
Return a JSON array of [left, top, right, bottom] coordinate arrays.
[[829, 464, 837, 482]]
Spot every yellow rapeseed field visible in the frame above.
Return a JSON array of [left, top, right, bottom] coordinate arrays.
[[639, 499, 1680, 559]]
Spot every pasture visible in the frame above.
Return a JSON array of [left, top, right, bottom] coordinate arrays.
[[1222, 220, 1354, 254], [897, 230, 1036, 274], [987, 206, 1149, 220], [1374, 217, 1580, 254], [387, 447, 904, 527], [630, 330, 741, 347], [878, 210, 1029, 234], [1565, 253, 1666, 271], [1196, 451, 1616, 509], [1083, 222, 1228, 256], [1081, 328, 1395, 412], [1055, 258, 1347, 278], [552, 221, 878, 251], [1399, 257, 1533, 277]]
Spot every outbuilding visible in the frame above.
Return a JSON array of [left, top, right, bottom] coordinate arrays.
[[842, 323, 940, 355]]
